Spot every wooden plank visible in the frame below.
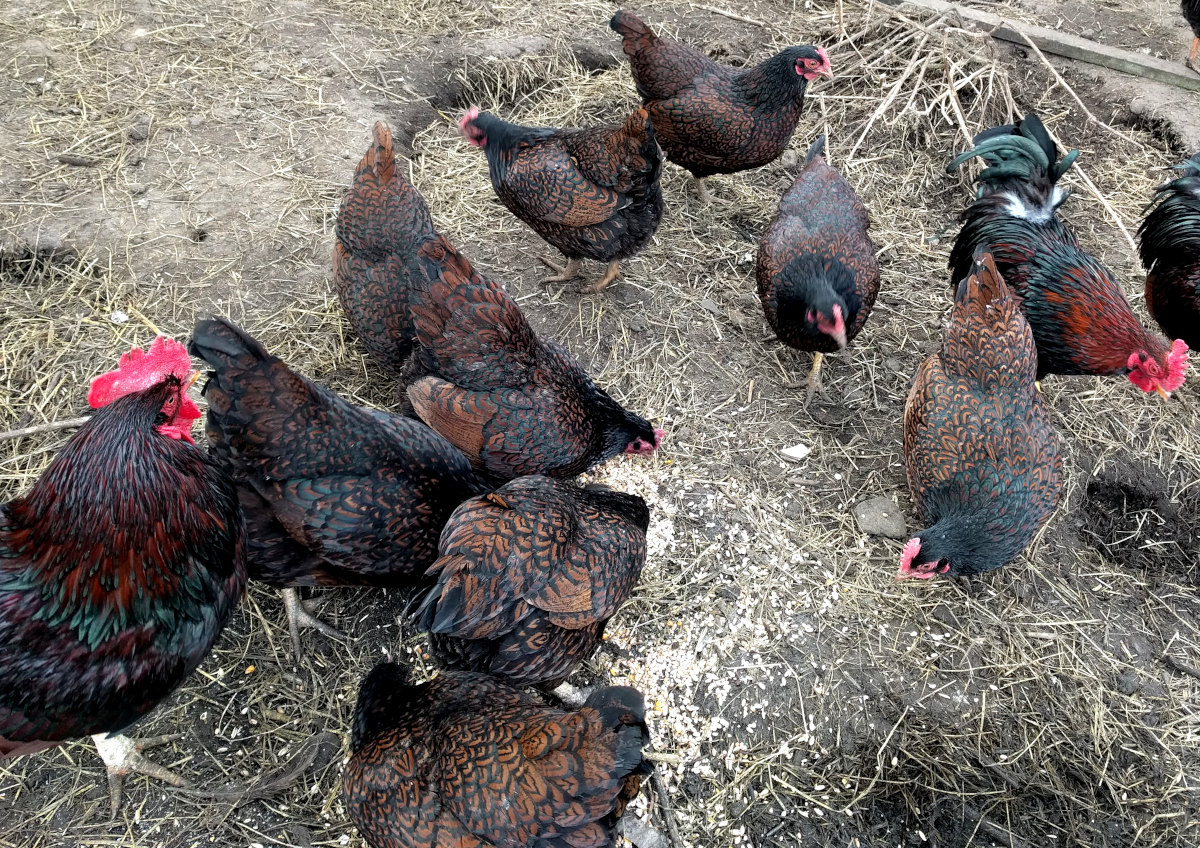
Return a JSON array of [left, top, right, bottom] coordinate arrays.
[[880, 0, 1200, 92]]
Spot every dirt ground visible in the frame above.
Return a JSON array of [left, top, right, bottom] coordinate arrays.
[[2, 0, 1200, 846]]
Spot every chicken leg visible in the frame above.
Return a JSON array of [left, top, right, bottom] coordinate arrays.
[[693, 176, 714, 205], [92, 732, 190, 815], [282, 587, 346, 660], [1189, 37, 1199, 69], [540, 255, 582, 283], [785, 352, 830, 407], [582, 261, 621, 294]]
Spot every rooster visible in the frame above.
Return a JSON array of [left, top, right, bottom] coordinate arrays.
[[459, 106, 663, 293], [610, 9, 831, 203], [757, 134, 879, 404], [1137, 151, 1200, 350], [190, 317, 487, 659], [415, 476, 648, 693], [403, 235, 663, 481], [0, 338, 246, 812], [948, 113, 1189, 397], [343, 661, 650, 848], [334, 122, 438, 376], [902, 250, 1062, 579]]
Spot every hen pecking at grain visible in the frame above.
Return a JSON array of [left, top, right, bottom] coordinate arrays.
[[334, 122, 439, 376], [902, 250, 1062, 579], [459, 106, 663, 293], [343, 661, 650, 848], [0, 338, 246, 812], [1137, 150, 1200, 350], [403, 235, 663, 481], [948, 112, 1189, 397], [415, 477, 648, 693], [190, 317, 487, 658], [757, 134, 879, 404], [611, 9, 831, 203]]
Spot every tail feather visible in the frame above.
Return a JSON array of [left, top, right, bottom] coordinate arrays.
[[947, 113, 1078, 187], [954, 248, 1007, 312], [803, 134, 827, 167], [356, 122, 395, 185], [189, 317, 272, 375], [350, 662, 415, 752]]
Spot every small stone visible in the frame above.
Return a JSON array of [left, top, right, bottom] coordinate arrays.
[[627, 315, 648, 333], [854, 496, 907, 539], [129, 113, 151, 140], [698, 298, 722, 316], [187, 115, 203, 128], [778, 149, 799, 169], [110, 310, 129, 324], [781, 443, 810, 462], [127, 182, 148, 196], [120, 41, 136, 52], [1115, 669, 1139, 696]]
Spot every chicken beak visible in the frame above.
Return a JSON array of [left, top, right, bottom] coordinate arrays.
[[1155, 385, 1170, 401], [185, 370, 203, 392]]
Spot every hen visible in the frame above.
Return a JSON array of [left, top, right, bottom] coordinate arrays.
[[1137, 151, 1200, 350], [459, 106, 664, 292], [756, 134, 880, 403], [901, 250, 1062, 579], [0, 338, 246, 811], [610, 9, 831, 203], [1183, 0, 1200, 67], [190, 317, 486, 658], [948, 113, 1189, 396], [415, 477, 648, 691], [334, 122, 438, 375], [343, 661, 650, 848], [403, 235, 663, 481]]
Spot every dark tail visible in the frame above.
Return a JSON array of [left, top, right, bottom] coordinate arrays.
[[355, 121, 395, 185], [189, 317, 272, 375], [1137, 151, 1200, 270], [953, 248, 1008, 313], [947, 113, 1079, 193], [803, 134, 827, 167], [610, 10, 655, 55], [585, 685, 651, 777]]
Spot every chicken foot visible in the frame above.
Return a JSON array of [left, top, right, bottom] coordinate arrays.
[[582, 261, 622, 294], [785, 351, 831, 407], [540, 255, 582, 283], [92, 732, 190, 816], [282, 587, 347, 660]]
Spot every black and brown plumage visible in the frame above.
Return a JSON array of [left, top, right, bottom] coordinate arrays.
[[415, 477, 649, 691], [1183, 0, 1200, 67], [402, 235, 663, 482], [900, 250, 1062, 579], [190, 317, 487, 657], [756, 135, 880, 404], [1137, 151, 1200, 350], [334, 122, 438, 375], [343, 661, 650, 848], [459, 106, 664, 293], [610, 9, 831, 203]]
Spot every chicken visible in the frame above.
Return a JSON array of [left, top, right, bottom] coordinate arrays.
[[403, 235, 663, 481], [343, 661, 650, 848], [756, 134, 880, 404], [334, 122, 438, 376], [901, 250, 1062, 579], [415, 477, 648, 691], [948, 113, 1189, 396], [610, 9, 831, 203], [459, 106, 664, 293], [189, 317, 487, 658], [1137, 151, 1200, 350], [0, 337, 246, 812], [1183, 0, 1200, 67]]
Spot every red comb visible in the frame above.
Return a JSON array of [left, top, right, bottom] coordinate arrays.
[[458, 106, 480, 133], [88, 336, 195, 409], [1164, 338, 1189, 393]]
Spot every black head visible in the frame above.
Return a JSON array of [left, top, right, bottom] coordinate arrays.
[[898, 516, 1004, 580], [603, 406, 663, 459], [771, 45, 833, 85], [776, 254, 857, 347], [458, 106, 551, 152], [350, 661, 420, 752]]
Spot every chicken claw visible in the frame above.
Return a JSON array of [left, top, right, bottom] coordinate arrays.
[[785, 351, 830, 407], [540, 255, 582, 283], [582, 261, 622, 294], [282, 587, 347, 660], [92, 732, 190, 816]]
